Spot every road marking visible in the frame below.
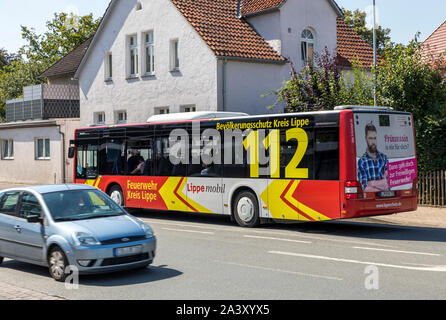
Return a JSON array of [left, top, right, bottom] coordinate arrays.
[[243, 235, 312, 244], [352, 246, 441, 257], [161, 227, 215, 235], [145, 220, 395, 248], [269, 251, 446, 272], [249, 230, 395, 248], [214, 260, 343, 281]]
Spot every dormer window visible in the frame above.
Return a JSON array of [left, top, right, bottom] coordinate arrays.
[[136, 2, 142, 11], [301, 28, 315, 67]]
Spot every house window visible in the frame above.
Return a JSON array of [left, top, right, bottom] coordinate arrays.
[[136, 1, 142, 10], [1, 139, 14, 160], [36, 138, 50, 160], [155, 107, 169, 115], [116, 110, 127, 124], [301, 28, 315, 66], [170, 39, 179, 71], [105, 52, 113, 80], [144, 31, 155, 75], [181, 105, 196, 113], [129, 35, 139, 77], [95, 112, 106, 125]]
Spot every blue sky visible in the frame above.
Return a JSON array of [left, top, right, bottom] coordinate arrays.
[[1, 0, 445, 53]]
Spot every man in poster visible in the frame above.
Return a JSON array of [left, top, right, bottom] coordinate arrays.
[[357, 123, 390, 192]]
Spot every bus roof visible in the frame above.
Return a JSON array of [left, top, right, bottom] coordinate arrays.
[[146, 111, 249, 123]]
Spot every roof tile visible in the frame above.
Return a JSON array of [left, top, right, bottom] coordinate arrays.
[[171, 0, 286, 62], [336, 18, 378, 68]]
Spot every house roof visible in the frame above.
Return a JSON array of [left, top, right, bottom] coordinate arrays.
[[39, 37, 93, 79], [422, 20, 446, 66], [170, 0, 286, 62], [336, 18, 378, 69], [239, 0, 343, 17]]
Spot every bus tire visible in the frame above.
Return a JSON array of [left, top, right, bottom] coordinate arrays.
[[233, 191, 260, 228], [108, 185, 124, 206]]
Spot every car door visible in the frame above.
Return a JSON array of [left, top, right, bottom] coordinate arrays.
[[13, 192, 46, 263], [0, 191, 21, 257]]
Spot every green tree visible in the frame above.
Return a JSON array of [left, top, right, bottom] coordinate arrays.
[[0, 12, 100, 121], [19, 12, 100, 62], [0, 48, 18, 69], [342, 8, 391, 54]]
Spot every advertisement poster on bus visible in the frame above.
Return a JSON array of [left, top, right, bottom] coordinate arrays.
[[354, 113, 416, 192]]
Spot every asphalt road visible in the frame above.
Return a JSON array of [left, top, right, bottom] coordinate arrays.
[[0, 209, 445, 300]]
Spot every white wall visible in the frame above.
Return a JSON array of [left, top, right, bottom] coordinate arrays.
[[78, 0, 218, 127], [221, 60, 287, 114], [279, 0, 338, 69]]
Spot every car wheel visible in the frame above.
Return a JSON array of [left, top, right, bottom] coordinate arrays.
[[233, 191, 260, 228], [48, 247, 69, 282], [0, 256, 3, 265], [109, 185, 124, 206]]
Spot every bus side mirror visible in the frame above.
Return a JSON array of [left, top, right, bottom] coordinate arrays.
[[68, 147, 75, 159]]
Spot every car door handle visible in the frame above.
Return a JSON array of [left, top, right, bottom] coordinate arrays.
[[14, 225, 22, 233]]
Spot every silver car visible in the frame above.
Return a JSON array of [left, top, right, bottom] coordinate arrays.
[[0, 184, 156, 281]]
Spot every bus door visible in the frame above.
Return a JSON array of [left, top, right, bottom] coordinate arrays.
[[184, 121, 223, 215], [75, 130, 99, 184]]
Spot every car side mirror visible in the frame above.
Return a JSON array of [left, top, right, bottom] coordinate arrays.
[[27, 215, 43, 224], [68, 147, 75, 159]]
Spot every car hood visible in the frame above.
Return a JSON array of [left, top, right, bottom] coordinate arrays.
[[58, 215, 145, 241]]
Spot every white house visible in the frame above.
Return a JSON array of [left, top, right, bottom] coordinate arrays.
[[73, 0, 355, 127]]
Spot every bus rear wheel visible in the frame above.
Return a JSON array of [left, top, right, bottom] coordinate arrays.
[[109, 185, 124, 206], [233, 191, 260, 228]]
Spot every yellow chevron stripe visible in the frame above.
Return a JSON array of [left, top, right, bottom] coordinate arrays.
[[261, 180, 331, 221]]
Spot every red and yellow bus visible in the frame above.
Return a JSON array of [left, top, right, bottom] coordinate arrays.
[[70, 106, 418, 227]]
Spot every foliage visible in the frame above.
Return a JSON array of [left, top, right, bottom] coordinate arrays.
[[342, 8, 391, 55], [19, 12, 100, 62], [375, 39, 446, 171]]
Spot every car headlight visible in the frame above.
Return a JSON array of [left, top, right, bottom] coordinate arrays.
[[72, 232, 101, 246], [141, 223, 154, 238]]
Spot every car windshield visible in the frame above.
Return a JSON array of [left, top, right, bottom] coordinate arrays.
[[42, 189, 126, 222]]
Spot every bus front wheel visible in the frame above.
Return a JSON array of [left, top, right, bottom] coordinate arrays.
[[233, 191, 260, 228], [109, 185, 124, 206]]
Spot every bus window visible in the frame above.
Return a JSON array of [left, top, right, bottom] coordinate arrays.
[[314, 128, 339, 180], [99, 138, 125, 176]]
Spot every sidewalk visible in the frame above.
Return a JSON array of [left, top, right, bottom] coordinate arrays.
[[364, 206, 446, 229], [0, 281, 65, 300]]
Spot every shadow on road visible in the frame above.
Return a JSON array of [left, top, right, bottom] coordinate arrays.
[[130, 208, 446, 243], [79, 264, 182, 287], [1, 260, 182, 286]]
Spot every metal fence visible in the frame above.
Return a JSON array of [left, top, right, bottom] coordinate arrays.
[[6, 84, 79, 122], [418, 170, 446, 207]]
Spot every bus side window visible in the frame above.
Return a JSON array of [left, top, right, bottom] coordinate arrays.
[[154, 136, 174, 177], [314, 128, 339, 180]]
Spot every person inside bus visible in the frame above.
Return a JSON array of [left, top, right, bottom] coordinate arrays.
[[128, 149, 144, 174], [131, 158, 145, 175], [357, 122, 389, 192]]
